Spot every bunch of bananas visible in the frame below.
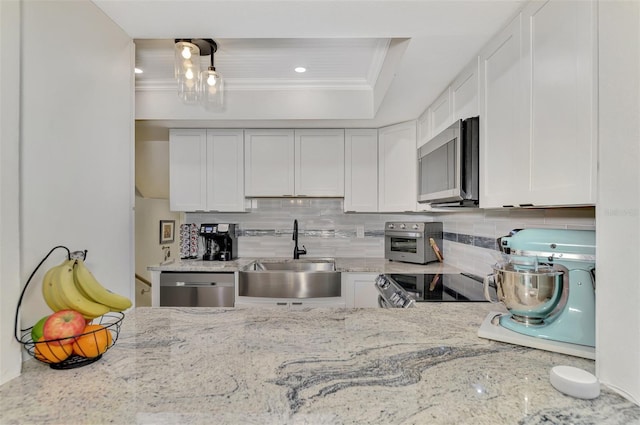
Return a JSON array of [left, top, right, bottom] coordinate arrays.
[[42, 259, 132, 319]]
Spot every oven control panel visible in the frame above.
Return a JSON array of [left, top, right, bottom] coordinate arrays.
[[375, 275, 416, 308]]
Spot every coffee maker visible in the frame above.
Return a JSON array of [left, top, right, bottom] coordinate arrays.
[[199, 223, 237, 261], [478, 228, 596, 359]]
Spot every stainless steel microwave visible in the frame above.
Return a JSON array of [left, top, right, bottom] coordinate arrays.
[[417, 117, 479, 207]]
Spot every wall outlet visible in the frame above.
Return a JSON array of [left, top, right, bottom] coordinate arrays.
[[356, 225, 365, 238]]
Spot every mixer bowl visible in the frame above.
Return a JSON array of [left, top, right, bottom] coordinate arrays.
[[489, 263, 564, 324]]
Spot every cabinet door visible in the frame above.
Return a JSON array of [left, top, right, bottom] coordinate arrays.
[[244, 129, 295, 197], [523, 0, 596, 206], [289, 299, 346, 309], [428, 88, 452, 138], [235, 299, 290, 308], [343, 273, 380, 308], [169, 129, 207, 211], [417, 108, 430, 148], [452, 56, 480, 121], [344, 129, 378, 212], [378, 121, 417, 212], [206, 129, 245, 211], [294, 129, 345, 196], [479, 13, 528, 208]]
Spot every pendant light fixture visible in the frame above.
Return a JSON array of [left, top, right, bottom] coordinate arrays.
[[174, 38, 224, 110], [174, 40, 200, 103]]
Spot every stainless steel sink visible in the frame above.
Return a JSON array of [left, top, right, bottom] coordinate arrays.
[[238, 260, 341, 298], [253, 260, 336, 272]]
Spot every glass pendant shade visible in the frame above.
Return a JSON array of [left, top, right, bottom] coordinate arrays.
[[175, 41, 200, 103], [198, 68, 224, 110]]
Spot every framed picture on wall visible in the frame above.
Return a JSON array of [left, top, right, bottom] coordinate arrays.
[[159, 220, 175, 244]]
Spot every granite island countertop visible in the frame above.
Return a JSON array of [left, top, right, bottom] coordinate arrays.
[[1, 305, 639, 425]]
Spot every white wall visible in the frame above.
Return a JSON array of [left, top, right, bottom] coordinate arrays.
[[135, 124, 170, 199], [596, 0, 640, 404], [135, 196, 181, 282], [0, 0, 23, 386], [0, 0, 134, 383]]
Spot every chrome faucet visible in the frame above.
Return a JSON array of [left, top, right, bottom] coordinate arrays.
[[292, 219, 307, 259]]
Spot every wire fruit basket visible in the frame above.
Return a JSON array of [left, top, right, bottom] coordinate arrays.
[[14, 246, 125, 369]]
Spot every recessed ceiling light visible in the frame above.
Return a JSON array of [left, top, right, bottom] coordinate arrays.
[[294, 67, 306, 73], [134, 68, 143, 74]]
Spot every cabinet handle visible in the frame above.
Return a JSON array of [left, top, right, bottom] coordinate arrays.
[[519, 203, 534, 207], [345, 210, 356, 213], [291, 302, 303, 305], [276, 302, 288, 306], [502, 205, 515, 208]]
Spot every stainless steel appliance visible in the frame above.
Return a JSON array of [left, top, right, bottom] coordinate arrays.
[[160, 272, 235, 307], [478, 228, 596, 359], [418, 116, 479, 207], [200, 223, 237, 261], [238, 260, 340, 298], [375, 273, 495, 308], [384, 221, 443, 264]]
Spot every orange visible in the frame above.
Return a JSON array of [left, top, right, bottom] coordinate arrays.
[[72, 324, 112, 358], [34, 337, 72, 363]]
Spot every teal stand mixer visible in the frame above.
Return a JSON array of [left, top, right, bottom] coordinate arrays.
[[478, 228, 596, 359]]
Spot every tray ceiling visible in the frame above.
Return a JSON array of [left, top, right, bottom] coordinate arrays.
[[93, 0, 527, 128]]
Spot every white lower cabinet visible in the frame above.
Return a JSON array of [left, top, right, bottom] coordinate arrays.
[[343, 273, 380, 308], [235, 297, 345, 309]]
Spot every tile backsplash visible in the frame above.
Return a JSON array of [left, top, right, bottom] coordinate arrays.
[[186, 199, 595, 276]]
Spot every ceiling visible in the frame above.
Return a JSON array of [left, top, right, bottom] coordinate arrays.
[[92, 0, 526, 131]]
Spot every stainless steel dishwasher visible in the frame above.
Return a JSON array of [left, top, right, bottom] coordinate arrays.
[[159, 272, 235, 307]]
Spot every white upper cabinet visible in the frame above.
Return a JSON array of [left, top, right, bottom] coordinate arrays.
[[169, 129, 245, 212], [344, 129, 378, 212], [417, 108, 430, 148], [244, 129, 345, 197], [295, 129, 345, 197], [244, 129, 295, 197], [480, 0, 597, 208], [479, 13, 527, 208], [169, 129, 208, 211], [427, 87, 452, 139], [206, 129, 245, 211], [452, 57, 480, 121], [378, 121, 417, 212], [522, 0, 597, 206]]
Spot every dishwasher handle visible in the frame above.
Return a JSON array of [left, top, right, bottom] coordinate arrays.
[[168, 281, 234, 288]]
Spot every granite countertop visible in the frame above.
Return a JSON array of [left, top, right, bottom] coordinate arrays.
[[148, 257, 462, 274], [2, 305, 639, 425]]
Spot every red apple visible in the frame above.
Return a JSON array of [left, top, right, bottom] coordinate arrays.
[[43, 310, 86, 346]]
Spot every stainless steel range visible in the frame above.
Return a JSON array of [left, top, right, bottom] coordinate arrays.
[[375, 272, 496, 308]]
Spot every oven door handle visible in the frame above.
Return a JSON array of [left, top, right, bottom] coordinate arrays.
[[378, 295, 389, 308], [385, 231, 424, 238]]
